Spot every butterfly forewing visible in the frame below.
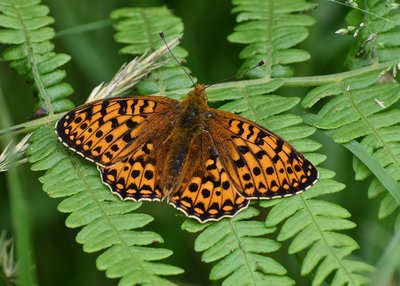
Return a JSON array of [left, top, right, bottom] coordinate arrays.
[[207, 109, 319, 199], [56, 96, 180, 166]]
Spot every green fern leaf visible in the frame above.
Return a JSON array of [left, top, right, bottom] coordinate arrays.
[[232, 86, 373, 285], [0, 0, 74, 113], [291, 8, 397, 277], [182, 207, 295, 285], [199, 1, 375, 284], [111, 6, 192, 94], [264, 170, 374, 286], [228, 0, 316, 78], [27, 126, 183, 285], [346, 0, 400, 68], [303, 68, 400, 218], [186, 72, 373, 285], [331, 1, 400, 218]]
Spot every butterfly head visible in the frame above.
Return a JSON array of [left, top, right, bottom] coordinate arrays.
[[189, 84, 208, 103], [177, 84, 210, 132], [183, 84, 209, 115]]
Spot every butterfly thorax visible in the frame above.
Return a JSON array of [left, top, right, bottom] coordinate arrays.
[[178, 85, 209, 131]]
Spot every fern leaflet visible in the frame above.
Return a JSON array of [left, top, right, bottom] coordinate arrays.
[[183, 207, 295, 285], [0, 0, 74, 114], [111, 6, 193, 94], [345, 0, 400, 219], [303, 69, 400, 218], [228, 0, 316, 78]]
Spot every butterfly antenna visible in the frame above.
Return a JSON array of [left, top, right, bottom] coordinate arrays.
[[204, 60, 265, 90], [159, 32, 195, 86]]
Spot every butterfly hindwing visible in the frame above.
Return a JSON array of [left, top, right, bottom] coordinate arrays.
[[208, 109, 319, 199], [97, 111, 178, 201], [168, 132, 249, 222], [56, 96, 179, 166], [98, 142, 162, 201]]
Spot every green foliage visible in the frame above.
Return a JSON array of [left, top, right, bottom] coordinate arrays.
[[263, 175, 374, 286], [303, 30, 400, 219], [345, 0, 400, 219], [228, 0, 316, 78], [220, 2, 374, 283], [111, 6, 193, 94], [205, 64, 372, 284], [1, 0, 399, 285], [183, 207, 295, 285], [346, 0, 400, 68], [0, 0, 74, 113], [27, 126, 183, 285]]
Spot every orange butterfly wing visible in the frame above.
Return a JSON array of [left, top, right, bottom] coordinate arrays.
[[56, 96, 179, 201], [56, 96, 179, 166], [168, 131, 249, 222], [98, 135, 172, 201], [207, 108, 319, 199]]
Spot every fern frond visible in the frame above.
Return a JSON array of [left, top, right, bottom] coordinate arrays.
[[182, 207, 295, 285], [263, 169, 374, 285], [205, 63, 373, 284], [228, 0, 316, 78], [303, 67, 400, 218], [111, 6, 193, 94], [0, 0, 74, 113], [196, 1, 374, 281], [342, 1, 400, 219], [27, 126, 183, 285], [255, 90, 372, 285]]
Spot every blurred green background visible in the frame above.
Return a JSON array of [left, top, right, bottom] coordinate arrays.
[[0, 0, 394, 285]]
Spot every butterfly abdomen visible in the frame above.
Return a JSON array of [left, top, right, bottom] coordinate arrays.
[[162, 131, 192, 193]]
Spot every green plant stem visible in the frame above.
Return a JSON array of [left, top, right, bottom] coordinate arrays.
[[0, 89, 37, 286], [166, 59, 400, 97], [327, 0, 400, 25], [55, 18, 113, 38], [281, 59, 399, 86], [0, 113, 61, 139], [6, 168, 36, 286]]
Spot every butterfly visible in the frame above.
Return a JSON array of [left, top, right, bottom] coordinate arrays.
[[55, 84, 319, 223]]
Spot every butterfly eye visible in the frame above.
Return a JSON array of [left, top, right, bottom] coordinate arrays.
[[204, 111, 212, 119]]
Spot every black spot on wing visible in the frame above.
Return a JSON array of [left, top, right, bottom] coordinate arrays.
[[118, 100, 128, 114], [101, 101, 110, 116]]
